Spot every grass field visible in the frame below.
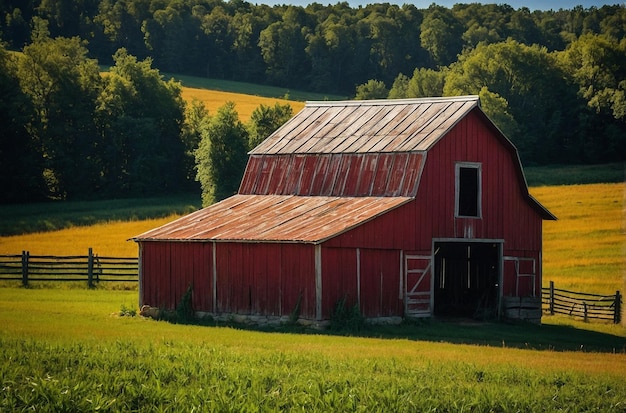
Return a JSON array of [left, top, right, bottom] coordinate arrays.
[[181, 87, 304, 122], [0, 288, 625, 411], [531, 183, 625, 294], [167, 72, 346, 102]]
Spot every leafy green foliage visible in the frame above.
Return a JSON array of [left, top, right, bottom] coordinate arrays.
[[119, 303, 137, 317], [176, 284, 194, 323], [97, 48, 187, 196], [195, 102, 248, 206], [354, 79, 388, 100], [0, 46, 43, 203], [17, 34, 102, 199], [247, 102, 293, 150]]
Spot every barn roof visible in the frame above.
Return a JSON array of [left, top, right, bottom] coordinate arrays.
[[250, 96, 480, 155], [134, 96, 554, 245], [132, 194, 411, 244]]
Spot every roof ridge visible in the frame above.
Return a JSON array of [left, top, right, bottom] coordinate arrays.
[[305, 95, 480, 107]]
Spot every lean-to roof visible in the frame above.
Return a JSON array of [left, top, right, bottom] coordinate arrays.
[[132, 195, 411, 243]]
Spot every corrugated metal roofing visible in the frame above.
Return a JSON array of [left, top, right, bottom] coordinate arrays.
[[250, 96, 480, 155], [132, 195, 411, 244], [239, 152, 425, 197]]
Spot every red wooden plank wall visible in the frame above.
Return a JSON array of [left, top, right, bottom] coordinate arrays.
[[214, 242, 316, 318], [321, 247, 358, 319], [321, 247, 402, 319], [140, 241, 317, 318], [359, 249, 402, 317], [412, 112, 542, 252], [140, 242, 213, 312], [239, 153, 424, 197]]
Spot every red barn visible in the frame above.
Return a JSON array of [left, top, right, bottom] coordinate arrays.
[[132, 96, 555, 324]]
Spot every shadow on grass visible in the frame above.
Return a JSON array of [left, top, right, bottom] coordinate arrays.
[[171, 315, 626, 354]]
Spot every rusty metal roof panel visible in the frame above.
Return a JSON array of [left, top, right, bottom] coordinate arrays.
[[249, 96, 479, 155], [132, 195, 411, 244]]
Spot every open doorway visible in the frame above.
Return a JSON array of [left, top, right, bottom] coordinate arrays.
[[433, 241, 500, 319]]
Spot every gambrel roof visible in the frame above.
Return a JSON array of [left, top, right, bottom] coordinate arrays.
[[133, 96, 554, 243]]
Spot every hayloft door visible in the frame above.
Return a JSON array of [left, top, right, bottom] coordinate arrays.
[[404, 255, 432, 317]]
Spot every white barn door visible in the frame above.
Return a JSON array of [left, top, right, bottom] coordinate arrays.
[[405, 255, 432, 317]]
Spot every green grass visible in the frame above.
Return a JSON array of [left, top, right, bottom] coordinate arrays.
[[0, 288, 625, 411], [524, 162, 625, 186], [161, 72, 348, 102], [0, 194, 200, 236]]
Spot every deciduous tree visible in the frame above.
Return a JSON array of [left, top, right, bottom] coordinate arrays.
[[195, 102, 248, 206]]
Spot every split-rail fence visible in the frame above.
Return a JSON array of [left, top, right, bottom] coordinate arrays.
[[0, 249, 137, 287], [0, 254, 621, 324], [542, 281, 622, 324]]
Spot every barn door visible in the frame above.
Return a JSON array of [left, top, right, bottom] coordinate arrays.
[[404, 255, 432, 317], [504, 256, 537, 297]]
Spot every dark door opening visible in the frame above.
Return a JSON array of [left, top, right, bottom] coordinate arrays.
[[433, 242, 500, 319]]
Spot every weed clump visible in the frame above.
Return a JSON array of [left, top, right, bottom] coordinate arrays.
[[119, 303, 136, 317], [330, 296, 364, 333], [176, 284, 194, 323]]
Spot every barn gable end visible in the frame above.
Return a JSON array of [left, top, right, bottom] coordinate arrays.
[[133, 96, 555, 324]]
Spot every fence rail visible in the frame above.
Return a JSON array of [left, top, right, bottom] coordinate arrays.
[[0, 249, 138, 287], [542, 281, 622, 324]]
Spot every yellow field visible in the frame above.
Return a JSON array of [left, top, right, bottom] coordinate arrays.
[[1, 183, 623, 294], [181, 87, 305, 122], [0, 216, 175, 257], [530, 183, 625, 294]]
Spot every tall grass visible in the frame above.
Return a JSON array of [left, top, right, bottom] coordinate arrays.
[[0, 288, 625, 412]]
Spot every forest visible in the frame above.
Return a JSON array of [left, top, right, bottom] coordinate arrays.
[[1, 0, 625, 203]]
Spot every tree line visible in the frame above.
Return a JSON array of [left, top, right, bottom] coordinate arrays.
[[0, 30, 291, 204], [1, 1, 625, 202]]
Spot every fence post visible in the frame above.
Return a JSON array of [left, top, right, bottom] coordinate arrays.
[[615, 291, 622, 325], [87, 247, 94, 288], [549, 281, 554, 315], [583, 302, 588, 322], [21, 250, 29, 287]]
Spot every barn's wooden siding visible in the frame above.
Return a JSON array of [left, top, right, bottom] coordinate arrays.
[[320, 246, 403, 319], [139, 242, 316, 318], [214, 242, 316, 318], [140, 242, 213, 312], [239, 153, 424, 197], [412, 110, 542, 250]]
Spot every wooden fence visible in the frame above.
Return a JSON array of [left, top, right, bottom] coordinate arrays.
[[542, 281, 622, 324], [0, 249, 138, 287]]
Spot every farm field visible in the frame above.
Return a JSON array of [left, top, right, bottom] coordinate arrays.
[[1, 182, 623, 295], [0, 287, 625, 411], [181, 87, 304, 122]]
